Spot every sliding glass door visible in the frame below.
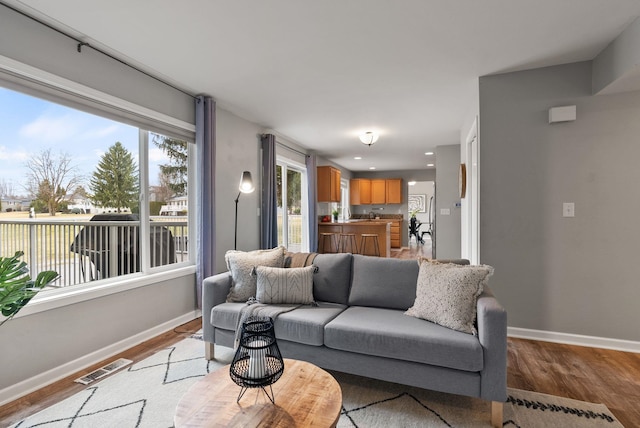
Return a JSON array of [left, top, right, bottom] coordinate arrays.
[[276, 158, 308, 252]]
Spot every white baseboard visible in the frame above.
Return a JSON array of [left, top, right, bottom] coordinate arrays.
[[508, 326, 640, 354], [0, 310, 201, 407]]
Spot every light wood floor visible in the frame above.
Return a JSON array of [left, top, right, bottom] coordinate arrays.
[[1, 245, 638, 427]]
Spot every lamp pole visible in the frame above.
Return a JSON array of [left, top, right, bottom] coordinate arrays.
[[234, 171, 254, 250], [234, 191, 241, 250]]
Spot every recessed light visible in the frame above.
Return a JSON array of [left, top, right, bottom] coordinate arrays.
[[427, 163, 434, 167], [369, 166, 376, 170], [425, 152, 434, 156], [354, 156, 362, 160], [408, 181, 416, 186]]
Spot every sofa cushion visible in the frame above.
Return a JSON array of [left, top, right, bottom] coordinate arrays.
[[405, 260, 493, 335], [256, 265, 315, 304], [312, 253, 353, 304], [211, 302, 347, 346], [348, 255, 419, 310], [224, 246, 285, 302], [324, 306, 483, 372]]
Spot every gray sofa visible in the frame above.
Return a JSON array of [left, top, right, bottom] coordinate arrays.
[[202, 253, 507, 427]]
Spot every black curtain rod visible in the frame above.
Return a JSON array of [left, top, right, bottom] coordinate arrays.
[[0, 1, 197, 100], [276, 141, 309, 158]]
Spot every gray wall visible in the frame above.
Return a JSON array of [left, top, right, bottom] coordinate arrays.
[[479, 61, 640, 341], [214, 108, 262, 271], [593, 16, 640, 94], [352, 169, 435, 247], [0, 274, 196, 391], [0, 6, 194, 126], [434, 145, 462, 259]]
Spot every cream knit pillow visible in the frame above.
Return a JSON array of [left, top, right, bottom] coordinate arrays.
[[405, 259, 494, 335], [255, 265, 315, 304], [225, 246, 286, 302]]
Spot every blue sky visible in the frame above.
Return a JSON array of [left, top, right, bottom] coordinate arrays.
[[0, 86, 168, 197]]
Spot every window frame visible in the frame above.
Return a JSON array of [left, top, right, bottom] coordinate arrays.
[[0, 55, 197, 319], [276, 155, 309, 252]]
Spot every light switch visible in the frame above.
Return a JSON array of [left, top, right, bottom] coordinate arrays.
[[440, 208, 450, 216], [563, 202, 575, 217]]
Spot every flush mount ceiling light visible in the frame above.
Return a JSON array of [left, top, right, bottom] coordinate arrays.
[[359, 132, 379, 146]]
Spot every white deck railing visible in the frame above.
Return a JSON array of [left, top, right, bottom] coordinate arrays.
[[0, 217, 188, 288]]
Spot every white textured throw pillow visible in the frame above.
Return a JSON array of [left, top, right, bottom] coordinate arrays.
[[255, 265, 315, 304], [225, 246, 286, 302], [405, 260, 494, 335]]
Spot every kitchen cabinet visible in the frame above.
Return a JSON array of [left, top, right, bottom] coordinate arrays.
[[389, 220, 401, 248], [385, 178, 403, 204], [350, 179, 371, 205], [317, 166, 341, 202], [350, 178, 402, 205], [371, 179, 386, 204]]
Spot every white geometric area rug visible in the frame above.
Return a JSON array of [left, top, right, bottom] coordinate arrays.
[[11, 334, 623, 428]]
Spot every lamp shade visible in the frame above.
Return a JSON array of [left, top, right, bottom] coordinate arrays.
[[239, 171, 255, 193], [359, 132, 379, 146]]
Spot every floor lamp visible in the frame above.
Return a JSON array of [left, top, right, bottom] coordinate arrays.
[[235, 171, 255, 250]]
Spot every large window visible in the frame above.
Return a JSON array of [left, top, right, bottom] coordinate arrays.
[[0, 86, 193, 291], [276, 157, 309, 252]]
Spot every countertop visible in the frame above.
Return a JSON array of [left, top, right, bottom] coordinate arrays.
[[318, 219, 392, 225]]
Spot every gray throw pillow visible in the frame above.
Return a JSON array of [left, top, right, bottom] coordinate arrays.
[[225, 246, 286, 302], [255, 265, 315, 304], [405, 259, 494, 335]]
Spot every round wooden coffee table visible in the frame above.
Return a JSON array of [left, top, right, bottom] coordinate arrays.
[[174, 359, 342, 427]]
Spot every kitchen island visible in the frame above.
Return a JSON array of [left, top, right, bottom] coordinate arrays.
[[318, 220, 391, 257]]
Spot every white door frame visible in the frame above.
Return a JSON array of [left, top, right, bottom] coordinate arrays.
[[463, 117, 480, 264]]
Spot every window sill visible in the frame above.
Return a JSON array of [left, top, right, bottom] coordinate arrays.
[[11, 264, 197, 320]]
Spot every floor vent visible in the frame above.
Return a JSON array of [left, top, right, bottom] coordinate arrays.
[[74, 358, 132, 385]]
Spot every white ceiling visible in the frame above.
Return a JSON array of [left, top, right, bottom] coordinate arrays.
[[7, 0, 640, 171]]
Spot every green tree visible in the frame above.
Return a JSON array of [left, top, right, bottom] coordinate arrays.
[[276, 166, 302, 213], [90, 142, 139, 212], [152, 134, 188, 196], [31, 198, 47, 213], [25, 149, 82, 216], [33, 179, 65, 214], [73, 185, 89, 199]]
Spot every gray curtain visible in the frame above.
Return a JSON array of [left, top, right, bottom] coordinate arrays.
[[196, 96, 215, 308], [261, 134, 278, 249], [306, 154, 318, 252]]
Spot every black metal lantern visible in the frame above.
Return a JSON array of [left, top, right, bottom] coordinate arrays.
[[229, 316, 284, 403]]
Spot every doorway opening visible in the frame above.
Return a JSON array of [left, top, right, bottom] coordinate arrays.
[[408, 181, 435, 258]]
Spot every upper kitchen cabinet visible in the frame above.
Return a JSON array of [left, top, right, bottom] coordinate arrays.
[[350, 178, 371, 205], [317, 166, 341, 202], [371, 179, 387, 204], [350, 178, 403, 205], [385, 178, 403, 204]]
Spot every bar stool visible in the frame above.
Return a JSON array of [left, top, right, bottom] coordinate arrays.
[[319, 233, 339, 254], [359, 234, 380, 257], [338, 233, 358, 254]]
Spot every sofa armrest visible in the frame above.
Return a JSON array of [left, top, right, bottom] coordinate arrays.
[[201, 271, 232, 344], [476, 285, 507, 402]]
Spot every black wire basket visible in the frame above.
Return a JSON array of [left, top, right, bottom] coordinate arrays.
[[229, 316, 284, 403]]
